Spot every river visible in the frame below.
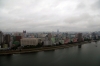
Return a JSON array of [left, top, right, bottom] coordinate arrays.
[[0, 41, 100, 66]]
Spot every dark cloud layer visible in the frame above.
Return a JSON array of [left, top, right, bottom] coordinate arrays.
[[0, 0, 100, 32]]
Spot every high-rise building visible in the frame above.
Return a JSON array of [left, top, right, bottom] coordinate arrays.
[[23, 30, 26, 33], [57, 29, 59, 34], [48, 33, 52, 41], [98, 31, 100, 39], [9, 36, 13, 48], [23, 30, 26, 38], [0, 31, 3, 48], [92, 32, 96, 40], [4, 34, 11, 47], [77, 33, 83, 42]]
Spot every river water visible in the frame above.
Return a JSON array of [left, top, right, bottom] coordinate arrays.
[[0, 41, 100, 66]]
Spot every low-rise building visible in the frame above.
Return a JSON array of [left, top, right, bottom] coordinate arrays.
[[64, 38, 70, 44]]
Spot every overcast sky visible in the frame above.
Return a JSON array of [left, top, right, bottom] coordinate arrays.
[[0, 0, 100, 32]]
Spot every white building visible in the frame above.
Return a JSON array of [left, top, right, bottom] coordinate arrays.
[[21, 38, 41, 46], [44, 40, 52, 46], [43, 34, 53, 46], [9, 36, 13, 48]]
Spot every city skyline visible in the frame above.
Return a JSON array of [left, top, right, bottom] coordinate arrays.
[[0, 0, 100, 32]]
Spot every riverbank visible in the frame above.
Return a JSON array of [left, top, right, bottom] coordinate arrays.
[[0, 40, 99, 55]]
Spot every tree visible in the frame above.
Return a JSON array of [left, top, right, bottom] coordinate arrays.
[[13, 41, 20, 47]]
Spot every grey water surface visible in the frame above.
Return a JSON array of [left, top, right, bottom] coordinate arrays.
[[0, 41, 100, 66]]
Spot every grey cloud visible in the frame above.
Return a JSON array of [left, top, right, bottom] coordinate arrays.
[[0, 0, 100, 32], [92, 0, 100, 9]]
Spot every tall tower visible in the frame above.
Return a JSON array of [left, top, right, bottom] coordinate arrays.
[[23, 30, 26, 38], [57, 29, 59, 34], [23, 30, 26, 33]]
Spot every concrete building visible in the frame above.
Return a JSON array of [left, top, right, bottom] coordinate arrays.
[[21, 38, 40, 46], [43, 34, 52, 46], [15, 36, 22, 42], [64, 38, 70, 44], [48, 33, 52, 41], [23, 30, 27, 38], [44, 40, 52, 46], [4, 34, 11, 47], [73, 38, 78, 43], [55, 35, 60, 44], [77, 33, 83, 42], [57, 29, 59, 35], [51, 37, 56, 45], [9, 36, 13, 48], [59, 39, 64, 44], [91, 32, 97, 40], [0, 31, 3, 48]]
